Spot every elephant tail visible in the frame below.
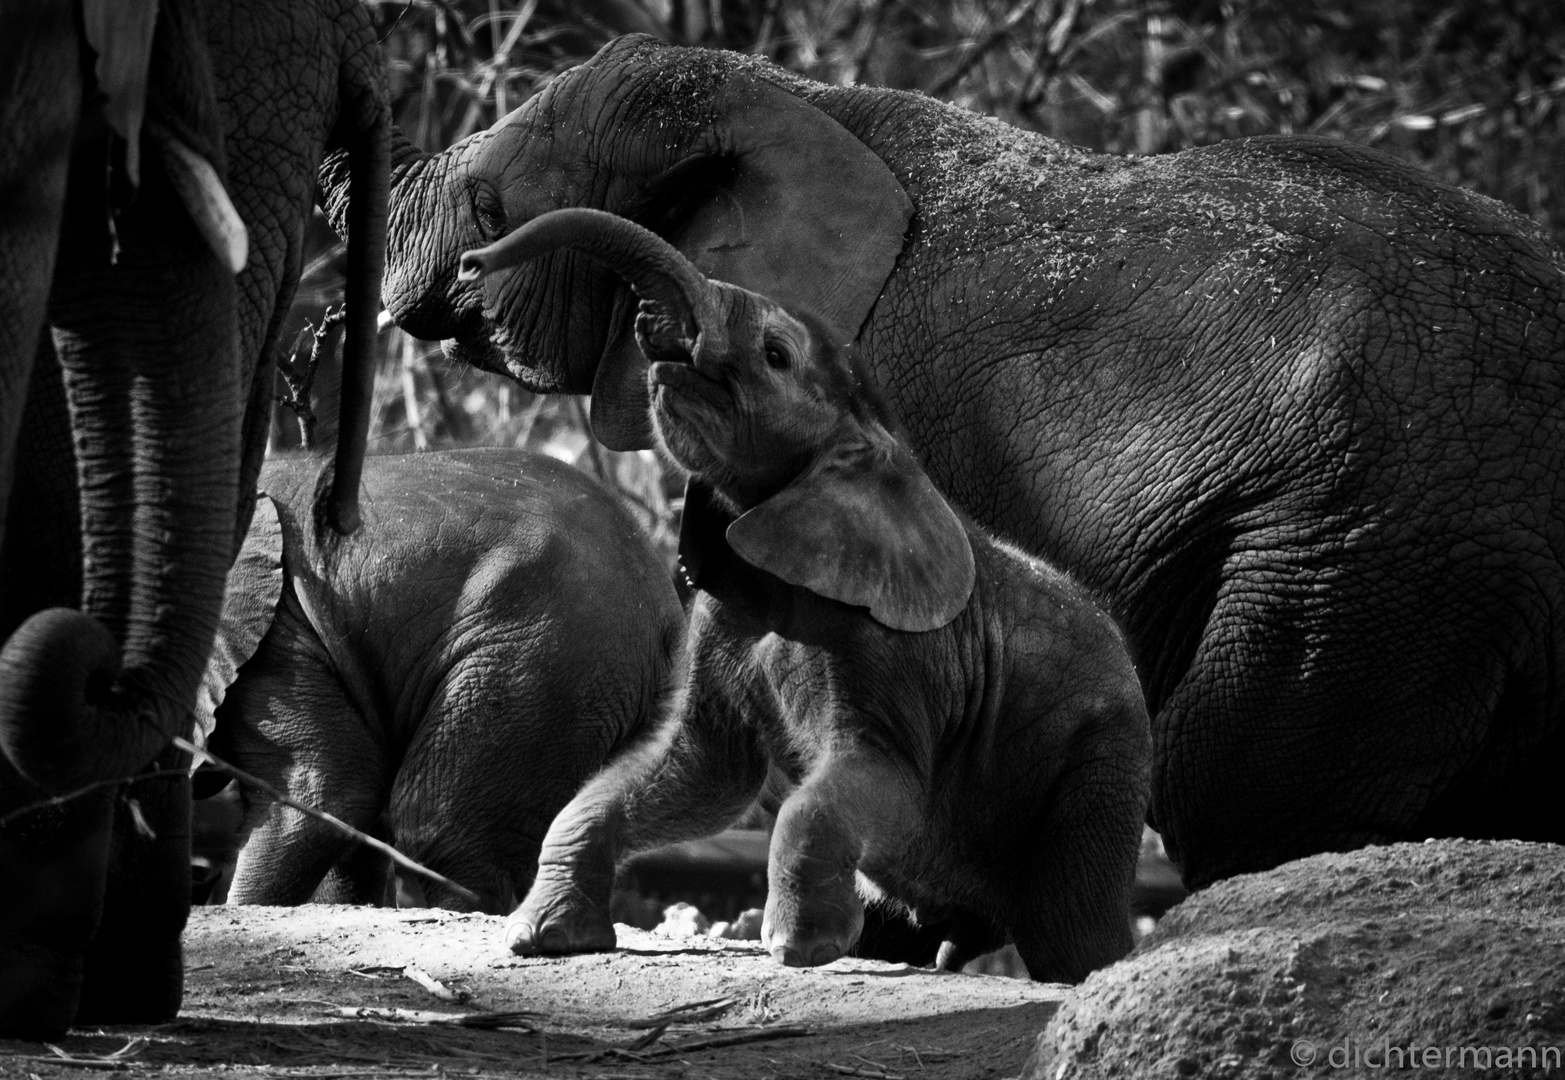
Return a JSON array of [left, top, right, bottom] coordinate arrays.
[[317, 7, 391, 538]]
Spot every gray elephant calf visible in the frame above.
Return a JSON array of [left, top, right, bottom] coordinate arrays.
[[197, 448, 684, 913], [475, 212, 1152, 982]]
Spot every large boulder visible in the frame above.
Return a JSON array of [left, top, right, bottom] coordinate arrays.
[[1024, 839, 1565, 1079]]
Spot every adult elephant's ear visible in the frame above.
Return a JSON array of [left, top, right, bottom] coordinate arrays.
[[591, 74, 913, 450], [726, 431, 975, 633], [193, 495, 284, 744]]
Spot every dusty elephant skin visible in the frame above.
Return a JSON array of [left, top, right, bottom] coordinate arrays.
[[318, 35, 1565, 891], [199, 449, 683, 915], [0, 0, 389, 1040], [1023, 839, 1565, 1080], [471, 211, 1152, 984]]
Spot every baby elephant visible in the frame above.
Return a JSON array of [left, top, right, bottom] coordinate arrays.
[[462, 211, 1152, 981], [196, 448, 684, 913]]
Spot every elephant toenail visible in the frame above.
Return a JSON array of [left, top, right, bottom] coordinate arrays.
[[508, 923, 539, 955], [809, 943, 842, 965], [771, 945, 806, 967], [538, 927, 571, 953]]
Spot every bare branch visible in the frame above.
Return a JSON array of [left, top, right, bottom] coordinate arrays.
[[171, 736, 483, 907]]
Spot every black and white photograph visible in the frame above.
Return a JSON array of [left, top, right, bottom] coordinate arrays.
[[1, 0, 1561, 1075]]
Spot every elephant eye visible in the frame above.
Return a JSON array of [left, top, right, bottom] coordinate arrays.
[[469, 181, 508, 241], [764, 342, 790, 370]]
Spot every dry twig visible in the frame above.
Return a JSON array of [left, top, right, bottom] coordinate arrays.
[[172, 736, 482, 906], [624, 995, 736, 1028], [329, 1006, 540, 1030]]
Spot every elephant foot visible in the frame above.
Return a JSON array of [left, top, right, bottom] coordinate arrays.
[[74, 927, 184, 1024], [761, 878, 864, 968], [77, 766, 191, 1024], [505, 865, 616, 956], [0, 949, 84, 1041], [0, 782, 113, 1040]]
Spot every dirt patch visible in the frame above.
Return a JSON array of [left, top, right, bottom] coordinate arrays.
[[1, 905, 1066, 1080], [1023, 839, 1565, 1079]]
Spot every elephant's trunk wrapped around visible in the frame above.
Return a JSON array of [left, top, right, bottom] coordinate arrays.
[[459, 206, 717, 338]]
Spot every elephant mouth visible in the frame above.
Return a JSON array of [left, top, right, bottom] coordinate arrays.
[[649, 361, 732, 469], [649, 358, 723, 401]]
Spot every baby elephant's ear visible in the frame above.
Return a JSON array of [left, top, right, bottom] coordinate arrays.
[[726, 437, 975, 632]]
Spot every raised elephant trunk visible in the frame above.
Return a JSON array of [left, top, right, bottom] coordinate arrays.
[[459, 208, 723, 355]]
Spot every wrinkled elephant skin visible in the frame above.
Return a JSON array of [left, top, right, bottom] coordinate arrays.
[[200, 450, 683, 915], [328, 37, 1565, 888], [0, 0, 389, 1040]]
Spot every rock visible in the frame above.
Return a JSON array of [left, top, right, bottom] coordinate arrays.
[[1023, 839, 1565, 1080], [709, 907, 764, 940], [654, 901, 712, 937]]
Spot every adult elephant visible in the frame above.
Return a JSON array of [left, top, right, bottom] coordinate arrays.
[[0, 0, 387, 1040], [320, 35, 1565, 891]]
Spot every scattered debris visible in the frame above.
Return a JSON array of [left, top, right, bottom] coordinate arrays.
[[402, 962, 468, 1002], [327, 1006, 540, 1030], [20, 1038, 148, 1071], [824, 1064, 907, 1080], [624, 995, 736, 1028]]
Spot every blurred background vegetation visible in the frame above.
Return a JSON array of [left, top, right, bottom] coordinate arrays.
[[278, 0, 1565, 542]]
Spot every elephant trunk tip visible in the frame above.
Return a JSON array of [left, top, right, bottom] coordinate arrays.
[[327, 496, 362, 536], [457, 249, 492, 282]]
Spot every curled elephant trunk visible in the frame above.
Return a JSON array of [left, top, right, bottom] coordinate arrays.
[[459, 208, 723, 355]]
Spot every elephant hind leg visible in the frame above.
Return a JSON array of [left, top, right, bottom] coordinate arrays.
[[216, 602, 389, 906], [312, 821, 395, 906], [1151, 550, 1539, 888], [226, 762, 384, 906]]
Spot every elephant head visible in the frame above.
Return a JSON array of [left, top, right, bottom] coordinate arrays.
[[357, 36, 911, 450], [461, 208, 973, 633]]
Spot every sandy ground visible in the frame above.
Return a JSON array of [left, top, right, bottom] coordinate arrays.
[[0, 905, 1067, 1080]]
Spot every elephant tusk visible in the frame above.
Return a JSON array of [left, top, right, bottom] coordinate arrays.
[[153, 124, 249, 275]]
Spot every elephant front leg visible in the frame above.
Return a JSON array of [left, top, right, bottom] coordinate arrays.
[[763, 751, 924, 968], [506, 701, 766, 957]]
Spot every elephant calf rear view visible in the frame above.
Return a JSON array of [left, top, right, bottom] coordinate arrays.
[[198, 449, 684, 912]]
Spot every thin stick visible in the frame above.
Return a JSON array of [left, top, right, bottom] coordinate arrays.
[[825, 1065, 905, 1080], [171, 736, 482, 906], [641, 1024, 811, 1058], [0, 768, 190, 827]]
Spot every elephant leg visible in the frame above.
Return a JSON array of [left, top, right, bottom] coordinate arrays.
[[315, 832, 393, 906], [1008, 720, 1146, 983], [1149, 551, 1542, 888], [762, 751, 926, 969], [0, 338, 81, 641], [0, 30, 82, 1038], [219, 597, 388, 905], [386, 656, 644, 915], [505, 691, 767, 955], [77, 749, 192, 1022], [0, 777, 112, 1039], [0, 0, 76, 555]]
